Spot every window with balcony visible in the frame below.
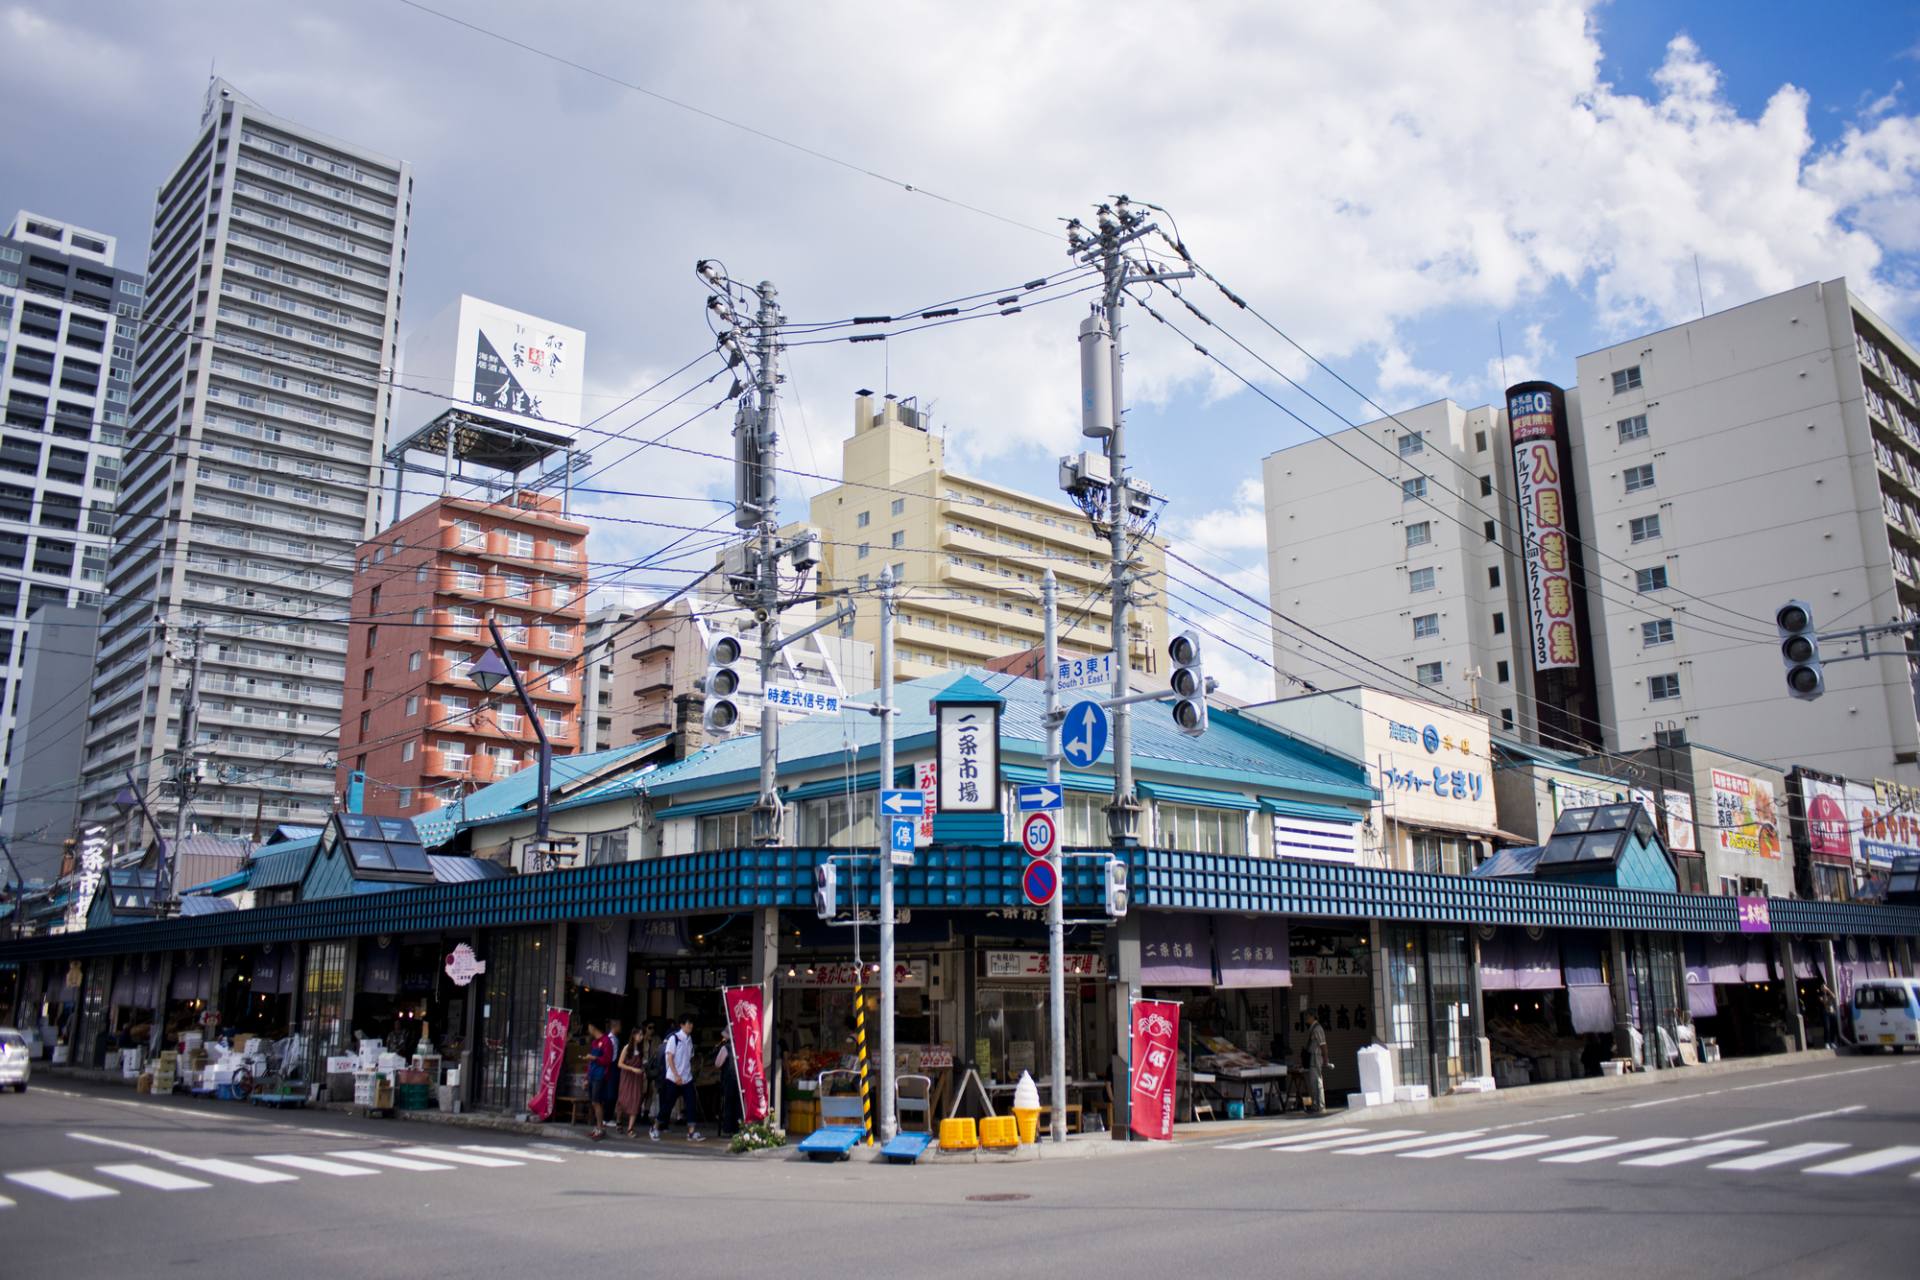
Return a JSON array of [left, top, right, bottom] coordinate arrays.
[[450, 606, 479, 634], [441, 694, 470, 721], [495, 704, 523, 733], [454, 520, 484, 546], [455, 563, 483, 592], [504, 573, 531, 600]]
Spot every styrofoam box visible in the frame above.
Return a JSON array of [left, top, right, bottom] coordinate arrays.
[[1394, 1085, 1430, 1103], [1346, 1091, 1385, 1110]]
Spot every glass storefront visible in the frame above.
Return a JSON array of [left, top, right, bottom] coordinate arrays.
[[472, 927, 554, 1114], [298, 941, 348, 1079], [1381, 923, 1482, 1093]]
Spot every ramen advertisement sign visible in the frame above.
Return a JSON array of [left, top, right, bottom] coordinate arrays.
[[1712, 769, 1780, 859]]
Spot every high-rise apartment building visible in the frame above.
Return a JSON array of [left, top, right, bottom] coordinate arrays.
[[808, 391, 1168, 684], [333, 492, 588, 818], [1262, 276, 1920, 790], [0, 213, 140, 796], [80, 80, 411, 838]]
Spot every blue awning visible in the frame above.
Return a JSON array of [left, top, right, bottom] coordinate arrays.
[[782, 772, 882, 803], [1261, 797, 1363, 824], [1002, 764, 1112, 795], [181, 870, 250, 896], [1137, 781, 1259, 811], [653, 794, 758, 821]]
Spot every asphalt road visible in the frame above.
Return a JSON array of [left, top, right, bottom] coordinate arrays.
[[4, 1055, 1916, 1279]]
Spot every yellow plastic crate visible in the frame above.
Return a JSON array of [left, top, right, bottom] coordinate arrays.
[[786, 1099, 819, 1139], [939, 1117, 979, 1151], [979, 1116, 1021, 1149]]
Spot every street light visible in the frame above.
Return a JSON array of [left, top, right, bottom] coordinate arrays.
[[473, 620, 552, 840]]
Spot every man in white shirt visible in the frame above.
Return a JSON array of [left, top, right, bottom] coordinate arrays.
[[651, 1014, 704, 1142]]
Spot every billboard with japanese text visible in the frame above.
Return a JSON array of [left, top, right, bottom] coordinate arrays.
[[1507, 384, 1578, 671]]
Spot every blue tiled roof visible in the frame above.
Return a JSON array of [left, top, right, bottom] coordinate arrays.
[[428, 855, 510, 884], [1473, 845, 1546, 878], [179, 895, 240, 916], [247, 837, 320, 890], [413, 737, 672, 847]]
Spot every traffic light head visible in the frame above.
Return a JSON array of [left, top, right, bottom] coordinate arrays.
[[1168, 630, 1209, 737], [813, 861, 839, 921], [1103, 857, 1129, 919], [703, 633, 745, 733], [1776, 600, 1823, 701]]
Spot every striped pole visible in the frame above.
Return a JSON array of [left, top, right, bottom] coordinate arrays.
[[853, 974, 874, 1144]]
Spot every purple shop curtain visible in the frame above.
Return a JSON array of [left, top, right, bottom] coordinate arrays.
[[1683, 939, 1718, 1018], [253, 950, 279, 993], [1563, 938, 1615, 1035], [1705, 939, 1744, 985], [1141, 913, 1213, 986], [111, 963, 132, 1008], [1477, 930, 1515, 991], [1740, 939, 1773, 984], [573, 920, 629, 993], [361, 940, 400, 995], [1215, 916, 1290, 989], [170, 955, 210, 1002], [1512, 931, 1565, 990]]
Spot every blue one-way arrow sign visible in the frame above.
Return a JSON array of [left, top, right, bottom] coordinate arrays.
[[1017, 784, 1063, 811], [879, 789, 926, 817]]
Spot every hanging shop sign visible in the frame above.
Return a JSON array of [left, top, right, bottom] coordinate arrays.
[[1288, 953, 1371, 979], [915, 761, 938, 844], [1711, 769, 1781, 859], [528, 1006, 571, 1121], [1736, 897, 1772, 934], [1215, 918, 1292, 989], [984, 951, 1106, 979], [67, 827, 108, 933], [1799, 776, 1854, 866], [722, 985, 770, 1124], [1663, 791, 1697, 853], [573, 920, 628, 993], [361, 939, 400, 995], [1507, 384, 1578, 670], [629, 917, 690, 956], [444, 942, 488, 987], [1128, 999, 1181, 1142], [937, 701, 1000, 812], [1855, 779, 1920, 869]]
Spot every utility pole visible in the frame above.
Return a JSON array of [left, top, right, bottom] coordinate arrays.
[[877, 566, 898, 1143], [1043, 569, 1067, 1142], [167, 621, 204, 896], [747, 279, 785, 846]]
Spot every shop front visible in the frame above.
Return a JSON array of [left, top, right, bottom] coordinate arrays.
[[1137, 912, 1294, 1120], [1477, 926, 1603, 1086], [1379, 922, 1483, 1094], [1285, 925, 1370, 1104]]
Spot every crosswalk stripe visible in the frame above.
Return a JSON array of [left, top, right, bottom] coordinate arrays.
[[256, 1154, 379, 1177], [329, 1151, 457, 1172], [1215, 1127, 1366, 1150], [1710, 1142, 1849, 1171], [1277, 1128, 1423, 1152], [1470, 1136, 1618, 1162], [1803, 1146, 1920, 1176], [1398, 1134, 1547, 1159], [94, 1164, 211, 1191], [0, 1193, 12, 1209], [1542, 1137, 1685, 1164], [6, 1170, 119, 1201], [1337, 1131, 1488, 1155], [462, 1145, 565, 1163], [172, 1157, 298, 1184], [392, 1146, 521, 1168], [1619, 1139, 1764, 1168]]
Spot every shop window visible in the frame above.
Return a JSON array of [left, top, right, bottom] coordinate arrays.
[[586, 831, 629, 865], [799, 794, 875, 849], [697, 810, 755, 851], [1155, 803, 1246, 855]]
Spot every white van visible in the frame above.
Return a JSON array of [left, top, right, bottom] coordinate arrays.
[[1850, 978, 1920, 1052]]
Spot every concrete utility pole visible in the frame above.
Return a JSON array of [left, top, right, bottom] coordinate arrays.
[[745, 278, 785, 846], [1044, 569, 1067, 1142], [167, 621, 204, 895], [877, 566, 898, 1142]]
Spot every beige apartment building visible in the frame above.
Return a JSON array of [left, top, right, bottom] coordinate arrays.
[[807, 391, 1168, 685]]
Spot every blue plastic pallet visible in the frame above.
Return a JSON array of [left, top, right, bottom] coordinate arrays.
[[796, 1125, 866, 1162], [879, 1131, 933, 1164]]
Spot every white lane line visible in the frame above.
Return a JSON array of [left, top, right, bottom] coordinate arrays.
[[1692, 1105, 1866, 1141], [171, 1158, 298, 1184], [0, 1193, 12, 1209], [462, 1145, 566, 1163], [1214, 1127, 1366, 1150], [1710, 1142, 1849, 1171], [94, 1163, 211, 1191], [1803, 1146, 1920, 1177], [66, 1131, 178, 1160], [1542, 1137, 1686, 1164], [1337, 1131, 1488, 1156], [1399, 1134, 1547, 1159], [391, 1146, 521, 1167], [1470, 1135, 1619, 1161], [329, 1151, 456, 1172], [256, 1154, 380, 1178], [1276, 1128, 1423, 1152], [1619, 1138, 1765, 1167], [5, 1171, 119, 1201], [1485, 1112, 1588, 1133]]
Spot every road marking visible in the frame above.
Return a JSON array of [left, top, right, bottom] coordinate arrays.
[[66, 1131, 178, 1160], [1275, 1129, 1423, 1152], [392, 1146, 522, 1167], [1619, 1139, 1765, 1167], [1803, 1146, 1920, 1177], [94, 1163, 211, 1191], [1337, 1131, 1488, 1155], [1399, 1134, 1547, 1159], [1485, 1112, 1587, 1132], [256, 1154, 379, 1177], [1470, 1135, 1619, 1161], [171, 1158, 298, 1184], [1542, 1137, 1686, 1164], [5, 1171, 119, 1201], [1693, 1105, 1865, 1141], [0, 1193, 11, 1209], [1710, 1142, 1849, 1171], [464, 1145, 566, 1162], [1215, 1127, 1367, 1150], [329, 1150, 456, 1172]]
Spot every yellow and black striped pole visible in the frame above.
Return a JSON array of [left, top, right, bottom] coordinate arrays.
[[854, 973, 874, 1144]]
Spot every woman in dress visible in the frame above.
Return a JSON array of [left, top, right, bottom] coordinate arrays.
[[616, 1020, 654, 1138]]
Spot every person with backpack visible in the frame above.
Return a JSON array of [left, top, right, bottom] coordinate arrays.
[[652, 1013, 705, 1142]]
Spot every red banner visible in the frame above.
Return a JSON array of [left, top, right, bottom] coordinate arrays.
[[528, 1006, 571, 1121], [723, 985, 770, 1124], [1128, 999, 1181, 1141]]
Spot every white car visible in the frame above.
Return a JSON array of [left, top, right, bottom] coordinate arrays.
[[1851, 979, 1920, 1053], [0, 1028, 30, 1092]]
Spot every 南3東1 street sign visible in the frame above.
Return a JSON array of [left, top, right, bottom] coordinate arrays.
[[1061, 700, 1109, 769], [880, 789, 926, 817], [1017, 783, 1063, 811], [889, 816, 917, 866], [1056, 653, 1113, 693], [1020, 810, 1059, 860]]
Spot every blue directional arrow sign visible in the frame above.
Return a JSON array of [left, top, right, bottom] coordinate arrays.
[[889, 816, 917, 865], [1017, 783, 1064, 812], [1060, 700, 1109, 770], [879, 789, 926, 817]]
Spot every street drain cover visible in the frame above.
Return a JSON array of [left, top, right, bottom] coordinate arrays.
[[967, 1193, 1031, 1202]]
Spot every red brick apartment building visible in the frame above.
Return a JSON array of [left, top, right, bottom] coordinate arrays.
[[336, 492, 588, 816]]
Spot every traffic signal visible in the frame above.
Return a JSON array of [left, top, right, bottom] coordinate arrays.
[[1168, 630, 1209, 737], [1103, 858, 1129, 919], [1777, 600, 1823, 701], [702, 633, 744, 734], [813, 861, 838, 921]]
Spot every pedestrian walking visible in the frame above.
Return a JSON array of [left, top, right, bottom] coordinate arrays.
[[616, 1020, 655, 1137], [652, 1013, 705, 1142], [1816, 980, 1840, 1047], [584, 1020, 616, 1141], [1302, 1011, 1327, 1113], [715, 1033, 740, 1138]]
